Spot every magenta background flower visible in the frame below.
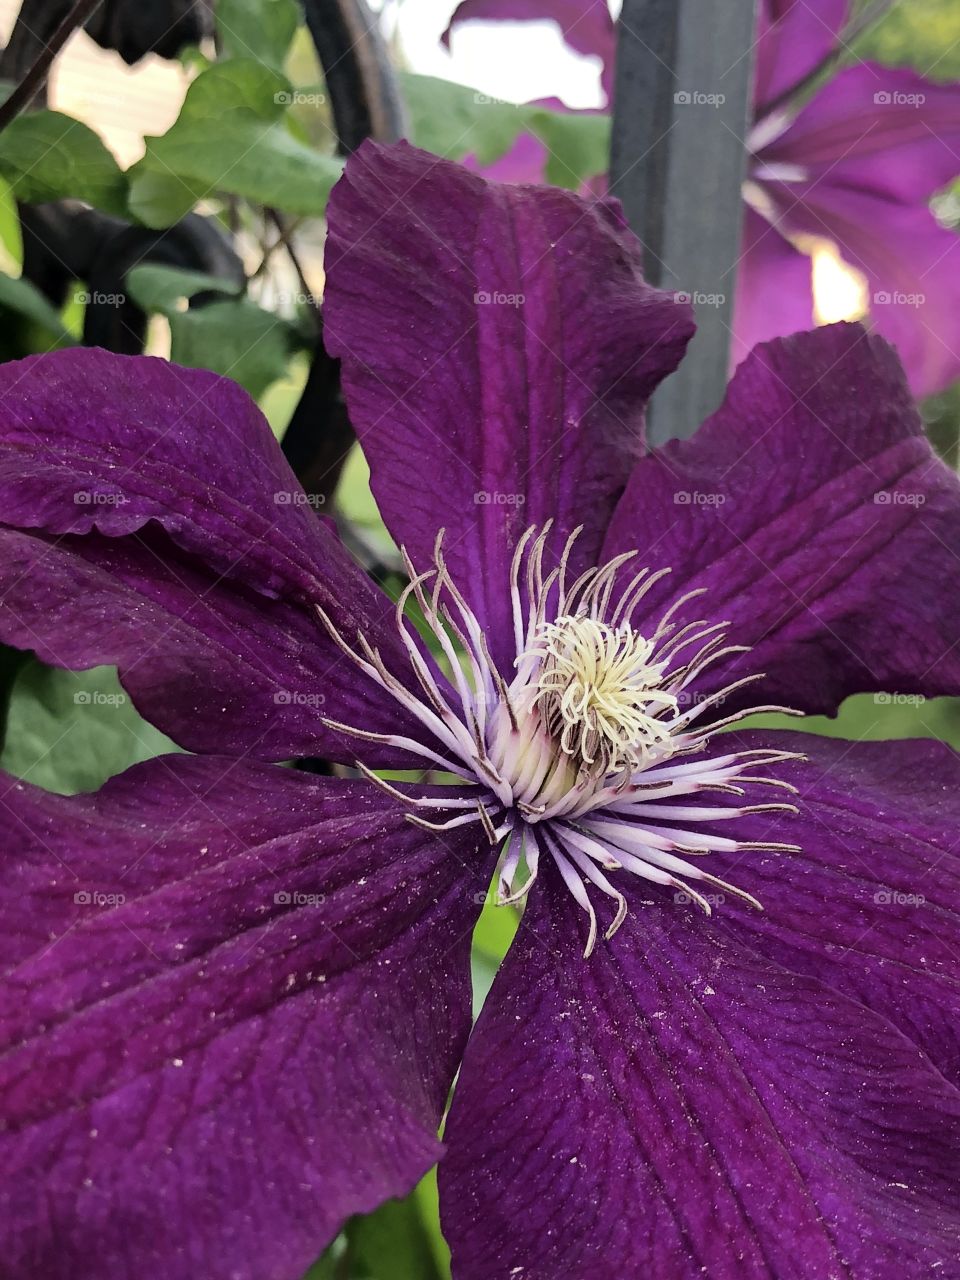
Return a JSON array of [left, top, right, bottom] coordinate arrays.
[[445, 0, 960, 397], [1, 141, 960, 1278]]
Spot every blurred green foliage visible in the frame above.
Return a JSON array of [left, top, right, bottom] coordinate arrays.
[[855, 0, 960, 79]]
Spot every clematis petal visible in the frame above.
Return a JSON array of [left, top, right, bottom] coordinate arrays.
[[0, 348, 430, 765], [701, 730, 960, 1089], [0, 758, 487, 1280], [603, 323, 960, 716], [753, 0, 851, 113], [441, 874, 960, 1279], [759, 63, 960, 203], [0, 348, 338, 598], [463, 129, 551, 185], [730, 206, 813, 367], [756, 175, 960, 397], [324, 140, 693, 670]]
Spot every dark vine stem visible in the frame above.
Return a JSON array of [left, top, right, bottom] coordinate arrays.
[[280, 0, 408, 509], [268, 207, 323, 331], [0, 0, 104, 131]]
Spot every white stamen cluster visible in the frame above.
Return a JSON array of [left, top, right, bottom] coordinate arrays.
[[318, 523, 802, 957]]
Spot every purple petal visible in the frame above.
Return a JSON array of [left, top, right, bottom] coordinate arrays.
[[441, 874, 960, 1279], [760, 63, 960, 202], [0, 758, 487, 1280], [703, 730, 960, 1090], [324, 140, 693, 670], [0, 348, 431, 764], [603, 323, 960, 716], [0, 348, 332, 598], [755, 174, 960, 397], [443, 0, 615, 98], [753, 0, 851, 112], [731, 205, 813, 367], [462, 130, 551, 184]]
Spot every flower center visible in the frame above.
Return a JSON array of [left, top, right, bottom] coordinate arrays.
[[526, 614, 678, 773], [315, 523, 802, 956]]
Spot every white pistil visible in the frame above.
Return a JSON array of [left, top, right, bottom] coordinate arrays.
[[315, 525, 802, 956]]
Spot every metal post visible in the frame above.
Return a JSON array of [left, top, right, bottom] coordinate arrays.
[[610, 0, 757, 442]]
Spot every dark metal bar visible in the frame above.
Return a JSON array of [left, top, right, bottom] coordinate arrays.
[[610, 0, 757, 442]]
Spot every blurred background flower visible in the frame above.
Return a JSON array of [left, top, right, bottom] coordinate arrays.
[[443, 0, 960, 398]]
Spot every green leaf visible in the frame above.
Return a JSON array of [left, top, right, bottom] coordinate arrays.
[[853, 0, 960, 80], [399, 72, 529, 166], [529, 107, 610, 189], [0, 112, 126, 214], [0, 272, 73, 343], [0, 174, 22, 263], [412, 1169, 451, 1280], [167, 298, 298, 399], [217, 0, 299, 72], [127, 263, 293, 398], [744, 692, 960, 749], [346, 1189, 444, 1280], [0, 645, 29, 752], [127, 60, 343, 226], [126, 263, 242, 312], [1, 662, 180, 795], [399, 72, 610, 190]]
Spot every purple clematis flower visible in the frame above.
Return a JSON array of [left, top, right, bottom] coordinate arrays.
[[2, 140, 960, 1279], [445, 0, 960, 397]]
